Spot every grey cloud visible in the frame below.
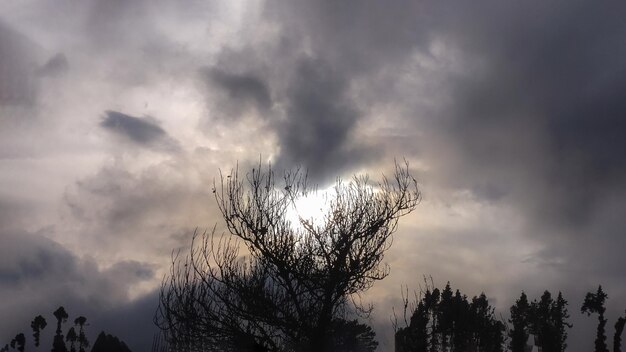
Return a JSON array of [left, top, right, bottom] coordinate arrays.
[[264, 0, 428, 75], [0, 21, 40, 106], [0, 230, 155, 300], [0, 229, 156, 346], [101, 110, 165, 144], [428, 1, 626, 234], [275, 57, 373, 181], [100, 110, 180, 152], [63, 157, 213, 257], [207, 68, 272, 113], [37, 53, 69, 77]]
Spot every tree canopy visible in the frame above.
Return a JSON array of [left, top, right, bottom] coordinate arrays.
[[155, 161, 420, 351]]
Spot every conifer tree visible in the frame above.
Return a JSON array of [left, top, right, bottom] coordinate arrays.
[[581, 286, 609, 352], [10, 334, 25, 352], [73, 317, 89, 352], [30, 315, 47, 348], [509, 292, 530, 352], [552, 292, 572, 352], [66, 327, 77, 352], [531, 291, 556, 351], [614, 311, 626, 352], [52, 307, 69, 352], [395, 283, 504, 352], [438, 283, 454, 352]]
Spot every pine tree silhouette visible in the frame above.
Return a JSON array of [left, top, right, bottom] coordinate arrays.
[[73, 317, 89, 352], [614, 311, 626, 352], [509, 292, 530, 352], [581, 286, 609, 352], [30, 315, 47, 348], [10, 334, 25, 352], [66, 327, 77, 352], [51, 307, 69, 352]]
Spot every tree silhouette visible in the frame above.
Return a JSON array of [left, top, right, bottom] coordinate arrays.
[[66, 327, 77, 352], [52, 307, 69, 352], [73, 317, 89, 352], [437, 283, 453, 352], [614, 311, 626, 352], [155, 161, 420, 351], [530, 291, 557, 351], [327, 319, 378, 352], [0, 345, 7, 352], [30, 315, 47, 348], [91, 332, 132, 352], [9, 334, 25, 352], [509, 292, 530, 352], [582, 286, 609, 352], [551, 292, 572, 352], [395, 283, 505, 352]]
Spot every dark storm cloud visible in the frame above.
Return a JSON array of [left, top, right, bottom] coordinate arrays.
[[101, 110, 166, 144], [207, 68, 272, 112], [101, 110, 180, 151], [429, 1, 626, 235], [264, 0, 428, 75], [0, 230, 155, 297], [0, 229, 156, 345], [275, 57, 373, 181], [202, 0, 433, 180]]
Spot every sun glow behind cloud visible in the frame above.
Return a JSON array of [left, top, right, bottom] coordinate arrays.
[[285, 186, 335, 231]]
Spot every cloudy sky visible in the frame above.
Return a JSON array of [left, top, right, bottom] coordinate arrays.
[[1, 0, 625, 350]]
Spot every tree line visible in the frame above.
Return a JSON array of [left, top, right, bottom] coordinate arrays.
[[153, 162, 625, 352], [395, 282, 626, 352], [1, 306, 131, 352]]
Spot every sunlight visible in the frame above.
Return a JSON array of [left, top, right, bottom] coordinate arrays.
[[285, 186, 335, 231]]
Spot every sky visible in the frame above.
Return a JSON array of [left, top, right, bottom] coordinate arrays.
[[1, 0, 625, 351]]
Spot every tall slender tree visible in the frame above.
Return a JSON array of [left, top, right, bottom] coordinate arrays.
[[66, 327, 77, 352], [509, 292, 530, 352], [551, 292, 572, 352], [614, 311, 626, 352], [30, 315, 47, 348], [73, 317, 89, 352], [438, 283, 454, 352], [581, 286, 609, 352], [425, 288, 440, 352], [531, 291, 556, 351], [10, 334, 25, 352], [52, 307, 69, 352]]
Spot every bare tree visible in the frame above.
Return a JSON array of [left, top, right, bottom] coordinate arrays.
[[155, 161, 420, 351]]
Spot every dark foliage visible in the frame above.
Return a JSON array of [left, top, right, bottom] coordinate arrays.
[[73, 317, 89, 352], [10, 333, 25, 352], [52, 307, 69, 352], [31, 315, 47, 348], [91, 332, 132, 352], [615, 311, 626, 352], [509, 292, 530, 352], [66, 327, 77, 352], [582, 286, 609, 352], [395, 282, 505, 352], [527, 291, 572, 352]]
